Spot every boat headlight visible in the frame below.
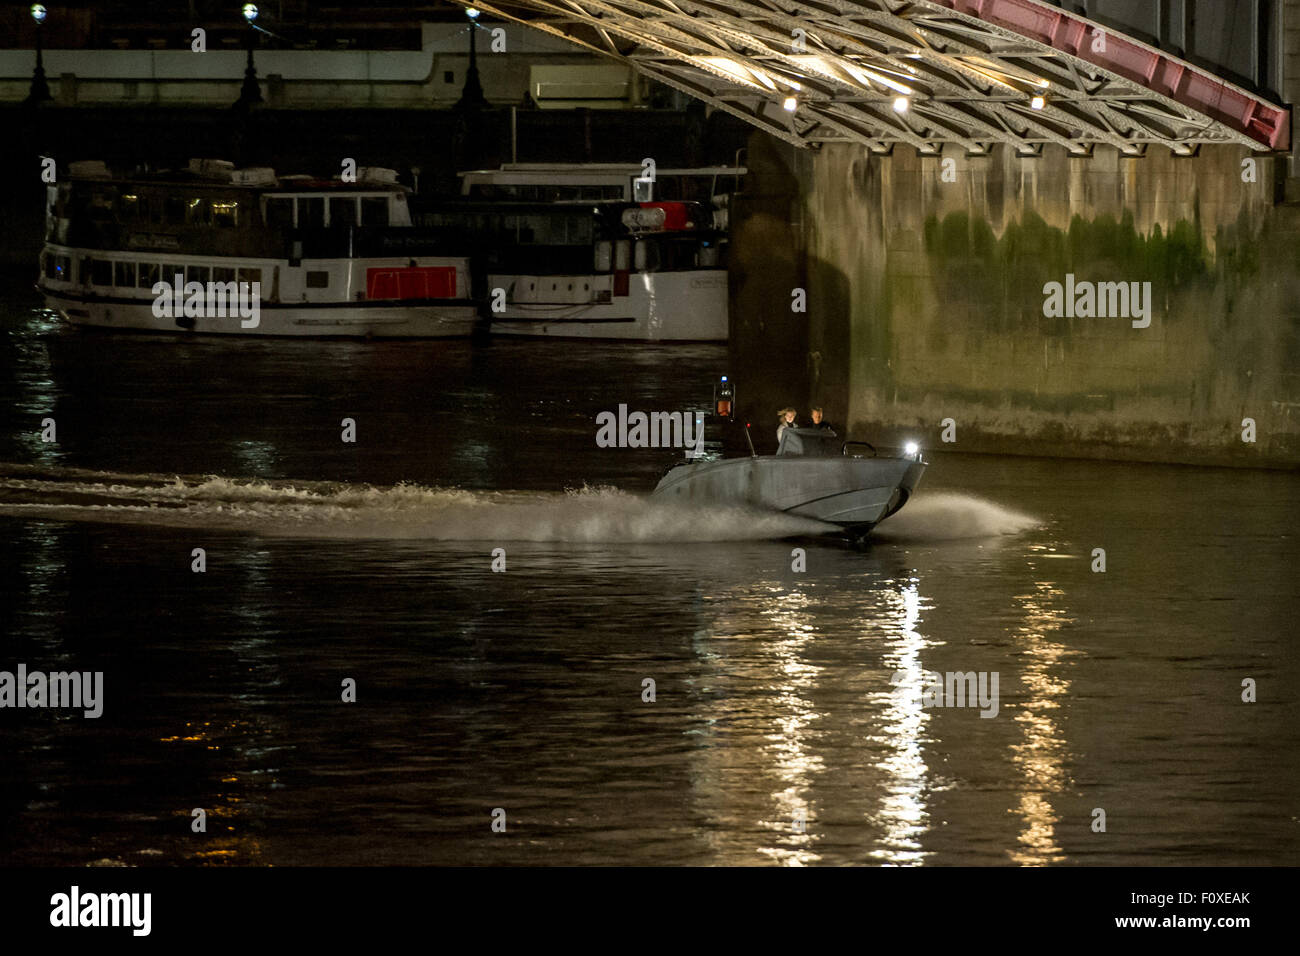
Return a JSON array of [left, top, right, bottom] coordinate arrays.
[[904, 441, 920, 458]]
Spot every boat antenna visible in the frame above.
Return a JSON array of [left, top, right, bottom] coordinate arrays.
[[744, 422, 757, 458]]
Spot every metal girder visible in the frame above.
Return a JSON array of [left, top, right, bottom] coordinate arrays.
[[449, 0, 1290, 154]]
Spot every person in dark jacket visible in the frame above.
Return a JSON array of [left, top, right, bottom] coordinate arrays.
[[810, 406, 836, 433]]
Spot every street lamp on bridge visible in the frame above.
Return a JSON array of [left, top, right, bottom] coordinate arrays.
[[456, 7, 489, 111], [25, 4, 52, 106], [236, 3, 263, 110]]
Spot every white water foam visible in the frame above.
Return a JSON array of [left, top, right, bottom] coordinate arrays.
[[870, 491, 1041, 542], [0, 467, 1039, 545], [0, 469, 837, 543]]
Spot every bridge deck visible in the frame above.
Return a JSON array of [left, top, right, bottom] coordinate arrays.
[[455, 0, 1289, 154]]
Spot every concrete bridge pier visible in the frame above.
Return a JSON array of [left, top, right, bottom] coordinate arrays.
[[731, 137, 1299, 467]]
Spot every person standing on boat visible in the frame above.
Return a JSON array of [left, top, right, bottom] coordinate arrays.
[[776, 407, 798, 444]]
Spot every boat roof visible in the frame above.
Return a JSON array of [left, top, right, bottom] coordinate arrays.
[[456, 163, 747, 186], [63, 160, 406, 192]]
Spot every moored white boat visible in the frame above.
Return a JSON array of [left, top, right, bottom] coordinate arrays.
[[38, 159, 478, 338], [483, 269, 728, 340], [419, 162, 743, 341]]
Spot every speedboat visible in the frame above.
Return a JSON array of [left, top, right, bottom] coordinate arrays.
[[651, 426, 926, 542]]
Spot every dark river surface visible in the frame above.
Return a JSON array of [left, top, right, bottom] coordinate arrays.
[[1, 285, 1296, 867]]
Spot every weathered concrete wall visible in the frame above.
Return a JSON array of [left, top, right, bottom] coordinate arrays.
[[732, 135, 1300, 467]]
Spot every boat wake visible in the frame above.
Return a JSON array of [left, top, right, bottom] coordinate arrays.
[[0, 464, 837, 543], [870, 492, 1041, 542]]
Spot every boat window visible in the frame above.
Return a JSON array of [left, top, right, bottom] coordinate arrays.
[[264, 198, 293, 229], [542, 217, 561, 242], [87, 190, 115, 222], [46, 254, 70, 280], [165, 196, 186, 226], [118, 194, 143, 222], [143, 196, 163, 224], [186, 198, 211, 226], [613, 240, 631, 271], [238, 267, 262, 286], [569, 215, 593, 244], [306, 271, 330, 289], [90, 259, 113, 287], [163, 264, 185, 284], [212, 266, 236, 283], [648, 240, 678, 272], [330, 198, 358, 228], [185, 264, 211, 285], [361, 197, 388, 227], [114, 262, 135, 288], [137, 262, 160, 289], [512, 217, 536, 244], [593, 240, 612, 272], [634, 240, 660, 272], [212, 201, 239, 227], [299, 197, 325, 229]]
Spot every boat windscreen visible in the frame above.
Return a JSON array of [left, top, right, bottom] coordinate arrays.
[[776, 429, 840, 457]]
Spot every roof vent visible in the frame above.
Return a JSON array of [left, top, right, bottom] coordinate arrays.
[[67, 160, 111, 180], [186, 158, 235, 180], [232, 167, 278, 187], [358, 167, 399, 185]]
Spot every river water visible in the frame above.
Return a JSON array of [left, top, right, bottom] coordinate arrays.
[[1, 291, 1296, 866]]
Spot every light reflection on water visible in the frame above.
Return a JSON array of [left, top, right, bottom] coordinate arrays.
[[871, 582, 933, 866], [755, 587, 823, 866], [1007, 580, 1075, 866], [157, 718, 273, 865]]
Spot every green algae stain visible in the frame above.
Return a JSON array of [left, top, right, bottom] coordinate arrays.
[[920, 209, 1212, 330]]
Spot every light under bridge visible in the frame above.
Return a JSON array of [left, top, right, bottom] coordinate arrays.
[[448, 0, 1291, 156]]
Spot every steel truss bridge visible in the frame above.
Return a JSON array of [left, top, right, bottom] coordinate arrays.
[[450, 0, 1290, 155]]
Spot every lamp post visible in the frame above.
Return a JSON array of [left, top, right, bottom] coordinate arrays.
[[455, 8, 488, 111], [25, 4, 52, 106], [236, 3, 263, 109]]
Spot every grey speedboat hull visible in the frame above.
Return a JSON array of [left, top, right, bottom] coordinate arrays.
[[651, 453, 925, 537]]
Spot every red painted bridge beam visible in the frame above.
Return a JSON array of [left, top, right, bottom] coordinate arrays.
[[932, 0, 1291, 150]]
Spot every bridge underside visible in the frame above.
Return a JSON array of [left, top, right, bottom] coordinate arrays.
[[454, 0, 1290, 155]]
